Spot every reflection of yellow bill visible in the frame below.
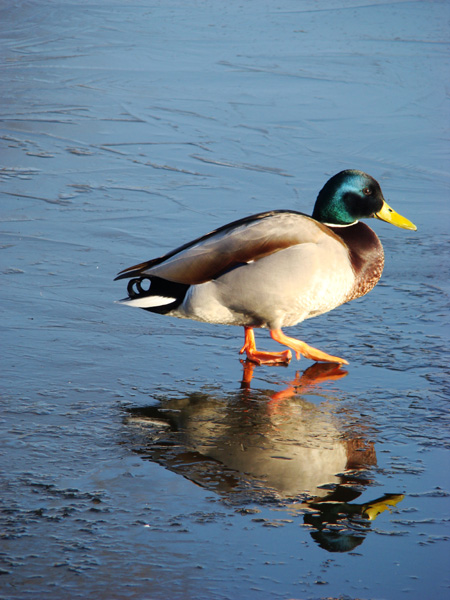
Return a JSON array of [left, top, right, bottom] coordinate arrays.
[[363, 493, 405, 521]]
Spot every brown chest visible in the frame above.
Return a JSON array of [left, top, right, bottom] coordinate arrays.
[[329, 222, 385, 302]]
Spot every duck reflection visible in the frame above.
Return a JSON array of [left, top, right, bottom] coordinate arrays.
[[124, 362, 403, 552]]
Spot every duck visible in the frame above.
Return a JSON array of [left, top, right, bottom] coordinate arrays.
[[115, 169, 416, 365]]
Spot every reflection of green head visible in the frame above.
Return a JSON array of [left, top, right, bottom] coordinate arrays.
[[305, 492, 404, 553], [310, 528, 365, 553]]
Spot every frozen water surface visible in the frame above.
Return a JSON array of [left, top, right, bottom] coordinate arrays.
[[1, 0, 449, 599]]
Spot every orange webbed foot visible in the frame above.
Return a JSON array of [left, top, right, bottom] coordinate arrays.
[[239, 327, 292, 365], [270, 329, 349, 365]]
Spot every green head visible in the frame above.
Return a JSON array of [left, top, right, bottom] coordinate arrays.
[[312, 169, 416, 230]]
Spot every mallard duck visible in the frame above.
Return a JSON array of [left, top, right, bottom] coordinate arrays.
[[115, 169, 416, 365]]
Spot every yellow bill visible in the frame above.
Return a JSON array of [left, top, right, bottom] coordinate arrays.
[[375, 200, 417, 231]]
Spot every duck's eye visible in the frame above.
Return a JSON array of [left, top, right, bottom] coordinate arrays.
[[363, 187, 372, 196]]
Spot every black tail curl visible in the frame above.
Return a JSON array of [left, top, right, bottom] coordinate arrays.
[[127, 277, 152, 298], [124, 275, 190, 314]]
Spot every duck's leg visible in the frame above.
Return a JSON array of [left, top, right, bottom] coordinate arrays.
[[270, 329, 349, 365], [239, 327, 292, 365]]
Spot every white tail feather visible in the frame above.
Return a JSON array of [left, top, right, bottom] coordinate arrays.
[[116, 295, 176, 308]]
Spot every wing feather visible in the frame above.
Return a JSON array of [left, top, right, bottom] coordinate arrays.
[[115, 210, 341, 285]]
